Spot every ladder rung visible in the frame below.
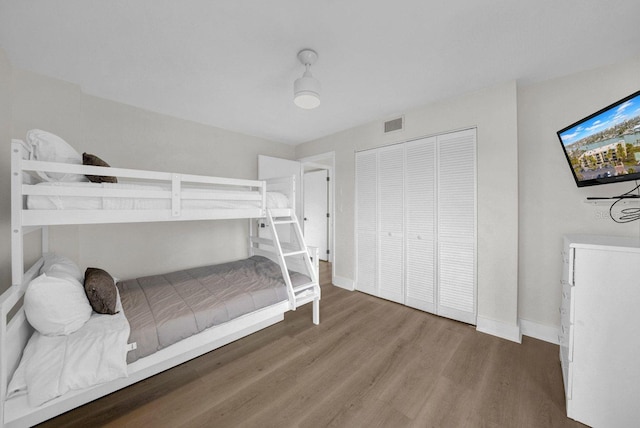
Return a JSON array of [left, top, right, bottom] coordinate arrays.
[[293, 282, 317, 293], [283, 250, 307, 257], [273, 219, 296, 224]]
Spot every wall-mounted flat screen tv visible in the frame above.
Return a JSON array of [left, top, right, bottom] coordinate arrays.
[[557, 90, 640, 187]]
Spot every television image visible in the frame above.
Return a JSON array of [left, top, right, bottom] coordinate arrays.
[[557, 89, 640, 187]]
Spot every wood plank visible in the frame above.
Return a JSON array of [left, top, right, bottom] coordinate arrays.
[[108, 335, 310, 428], [237, 303, 412, 427]]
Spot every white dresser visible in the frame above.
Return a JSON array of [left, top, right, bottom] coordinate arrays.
[[560, 234, 640, 427]]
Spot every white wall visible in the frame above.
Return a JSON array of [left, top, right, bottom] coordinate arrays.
[[1, 53, 296, 291], [295, 82, 520, 331], [518, 56, 640, 330]]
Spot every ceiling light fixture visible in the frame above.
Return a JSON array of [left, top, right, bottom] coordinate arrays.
[[294, 49, 320, 109]]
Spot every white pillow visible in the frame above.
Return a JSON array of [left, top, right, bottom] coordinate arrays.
[[26, 129, 88, 183], [40, 253, 83, 283], [24, 274, 93, 336]]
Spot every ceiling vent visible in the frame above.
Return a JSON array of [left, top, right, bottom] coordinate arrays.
[[384, 116, 404, 134]]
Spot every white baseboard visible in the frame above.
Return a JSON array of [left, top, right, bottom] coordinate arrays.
[[332, 275, 354, 291], [476, 316, 522, 343], [519, 319, 560, 345]]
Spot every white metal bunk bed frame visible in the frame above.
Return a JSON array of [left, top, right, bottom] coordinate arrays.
[[0, 140, 320, 428]]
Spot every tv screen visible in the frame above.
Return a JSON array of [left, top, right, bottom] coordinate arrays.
[[557, 90, 640, 187]]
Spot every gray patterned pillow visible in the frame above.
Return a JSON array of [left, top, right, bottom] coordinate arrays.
[[82, 152, 118, 183], [84, 267, 118, 315]]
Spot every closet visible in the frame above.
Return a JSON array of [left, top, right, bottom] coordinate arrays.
[[355, 128, 476, 324]]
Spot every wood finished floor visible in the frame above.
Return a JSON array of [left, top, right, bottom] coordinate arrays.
[[39, 262, 585, 428]]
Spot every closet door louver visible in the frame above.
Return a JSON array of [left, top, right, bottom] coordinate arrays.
[[354, 128, 476, 325], [355, 150, 378, 296], [377, 145, 405, 303], [437, 129, 476, 324], [404, 137, 437, 312]]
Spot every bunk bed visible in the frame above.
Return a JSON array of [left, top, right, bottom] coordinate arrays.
[[1, 135, 320, 428]]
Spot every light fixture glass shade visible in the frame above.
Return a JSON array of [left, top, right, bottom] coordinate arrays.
[[294, 70, 321, 109]]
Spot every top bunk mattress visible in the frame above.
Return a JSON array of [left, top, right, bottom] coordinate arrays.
[[118, 255, 308, 363], [26, 181, 290, 211]]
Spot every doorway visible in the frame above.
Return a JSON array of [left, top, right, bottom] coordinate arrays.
[[258, 153, 335, 267], [303, 169, 329, 261], [299, 152, 334, 266]]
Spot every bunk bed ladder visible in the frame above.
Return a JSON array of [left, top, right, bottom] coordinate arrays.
[[266, 209, 320, 324]]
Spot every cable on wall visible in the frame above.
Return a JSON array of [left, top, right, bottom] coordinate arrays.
[[609, 180, 640, 223]]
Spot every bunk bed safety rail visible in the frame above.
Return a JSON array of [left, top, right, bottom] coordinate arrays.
[[19, 159, 266, 188], [12, 140, 268, 226]]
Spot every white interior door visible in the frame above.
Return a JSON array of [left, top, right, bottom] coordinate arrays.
[[405, 137, 437, 313], [437, 129, 476, 325], [377, 145, 405, 304], [355, 151, 377, 296], [303, 170, 328, 261]]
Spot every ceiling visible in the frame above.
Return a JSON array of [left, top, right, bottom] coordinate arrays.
[[1, 0, 640, 145]]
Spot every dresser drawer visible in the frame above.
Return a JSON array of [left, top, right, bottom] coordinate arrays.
[[560, 280, 575, 324], [559, 279, 575, 362], [561, 250, 571, 281], [561, 248, 575, 285], [560, 321, 574, 361], [560, 345, 573, 400]]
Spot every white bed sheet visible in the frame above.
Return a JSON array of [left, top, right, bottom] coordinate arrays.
[[7, 299, 130, 408], [26, 181, 290, 211]]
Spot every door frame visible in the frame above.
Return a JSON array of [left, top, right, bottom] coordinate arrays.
[[298, 152, 335, 270], [302, 169, 329, 261]]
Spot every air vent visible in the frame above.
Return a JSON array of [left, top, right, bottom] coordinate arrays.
[[384, 116, 404, 133]]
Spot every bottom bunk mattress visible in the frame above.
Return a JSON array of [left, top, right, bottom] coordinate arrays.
[[118, 255, 308, 363]]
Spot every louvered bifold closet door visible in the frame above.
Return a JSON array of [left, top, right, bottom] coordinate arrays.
[[355, 150, 378, 296], [404, 137, 437, 313], [377, 145, 405, 304], [437, 129, 477, 324]]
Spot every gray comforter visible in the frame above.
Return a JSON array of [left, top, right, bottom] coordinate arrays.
[[117, 256, 307, 363]]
